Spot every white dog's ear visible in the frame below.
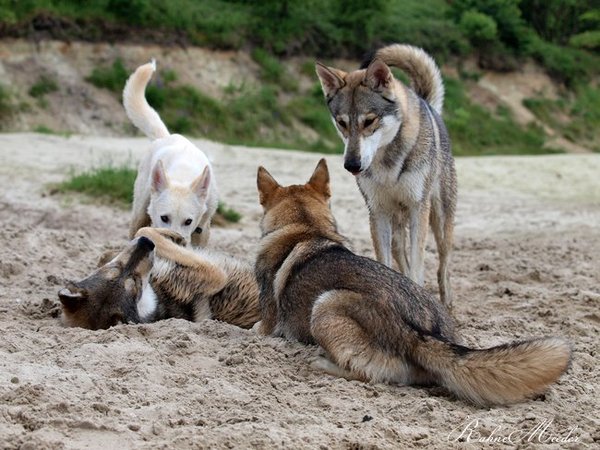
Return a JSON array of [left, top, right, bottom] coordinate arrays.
[[191, 166, 211, 198], [151, 160, 169, 193]]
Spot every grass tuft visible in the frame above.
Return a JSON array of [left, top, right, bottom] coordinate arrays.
[[216, 202, 242, 223], [56, 165, 137, 206]]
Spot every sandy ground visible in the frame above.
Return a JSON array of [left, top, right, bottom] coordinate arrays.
[[0, 133, 599, 449]]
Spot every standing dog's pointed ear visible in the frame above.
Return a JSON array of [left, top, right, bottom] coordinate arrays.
[[58, 286, 88, 312], [308, 158, 330, 199], [365, 59, 393, 92], [191, 166, 211, 199], [151, 160, 169, 193], [257, 166, 280, 206], [315, 63, 346, 99]]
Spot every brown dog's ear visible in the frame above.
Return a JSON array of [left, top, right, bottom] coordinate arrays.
[[191, 166, 211, 198], [315, 63, 346, 99], [257, 166, 280, 206], [365, 59, 393, 92], [308, 158, 330, 199], [151, 160, 169, 193], [58, 287, 88, 312]]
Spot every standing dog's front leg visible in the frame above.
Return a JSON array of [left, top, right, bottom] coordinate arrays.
[[369, 211, 393, 267], [407, 200, 430, 285], [391, 212, 409, 275]]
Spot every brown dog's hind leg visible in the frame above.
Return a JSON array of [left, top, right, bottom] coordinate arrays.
[[311, 289, 415, 385]]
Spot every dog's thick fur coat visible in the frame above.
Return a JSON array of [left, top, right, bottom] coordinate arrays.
[[124, 60, 218, 247], [254, 159, 571, 406], [59, 228, 260, 330], [316, 44, 456, 306]]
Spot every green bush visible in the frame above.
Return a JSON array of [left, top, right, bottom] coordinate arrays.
[[459, 10, 497, 44], [86, 59, 129, 92], [251, 48, 284, 83], [444, 77, 549, 155], [0, 84, 17, 128], [527, 37, 597, 86], [29, 75, 59, 98]]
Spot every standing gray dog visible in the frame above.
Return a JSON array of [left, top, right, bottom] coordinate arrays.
[[316, 44, 456, 306]]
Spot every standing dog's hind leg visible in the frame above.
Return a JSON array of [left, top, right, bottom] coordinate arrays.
[[408, 201, 430, 286]]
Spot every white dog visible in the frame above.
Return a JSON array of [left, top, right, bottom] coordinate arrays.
[[123, 60, 218, 247]]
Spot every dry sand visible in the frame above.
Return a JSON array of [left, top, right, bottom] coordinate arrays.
[[0, 133, 599, 449]]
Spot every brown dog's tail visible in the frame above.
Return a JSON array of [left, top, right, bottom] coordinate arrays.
[[374, 44, 444, 115], [414, 336, 571, 406], [122, 60, 170, 140]]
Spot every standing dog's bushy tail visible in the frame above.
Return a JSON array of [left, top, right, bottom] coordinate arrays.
[[415, 336, 571, 406], [122, 60, 170, 140], [372, 44, 444, 114]]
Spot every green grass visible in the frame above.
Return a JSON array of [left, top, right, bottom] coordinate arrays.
[[56, 165, 137, 206], [0, 84, 14, 127], [29, 75, 58, 98], [444, 77, 552, 156], [524, 86, 600, 152], [216, 202, 242, 223], [86, 59, 128, 92], [34, 125, 72, 137]]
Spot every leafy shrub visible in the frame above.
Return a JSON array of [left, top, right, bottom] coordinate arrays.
[[86, 59, 129, 92], [459, 10, 497, 44], [444, 77, 549, 155], [29, 75, 59, 98], [0, 84, 14, 127]]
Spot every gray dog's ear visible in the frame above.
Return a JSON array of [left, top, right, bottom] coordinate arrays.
[[315, 62, 346, 99], [365, 59, 393, 92], [58, 286, 88, 312]]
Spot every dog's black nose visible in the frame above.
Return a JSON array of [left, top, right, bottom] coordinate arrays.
[[344, 159, 362, 175], [137, 236, 155, 252]]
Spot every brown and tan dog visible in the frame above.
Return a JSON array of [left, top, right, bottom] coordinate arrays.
[[59, 228, 260, 330], [254, 158, 571, 406]]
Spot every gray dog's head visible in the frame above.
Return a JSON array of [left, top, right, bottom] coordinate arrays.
[[315, 60, 401, 175]]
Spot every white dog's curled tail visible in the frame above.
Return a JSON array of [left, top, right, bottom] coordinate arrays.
[[123, 59, 170, 140]]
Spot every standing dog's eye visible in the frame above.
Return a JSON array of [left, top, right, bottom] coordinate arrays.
[[363, 117, 376, 128], [337, 118, 348, 129], [184, 218, 192, 226], [160, 215, 170, 224]]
